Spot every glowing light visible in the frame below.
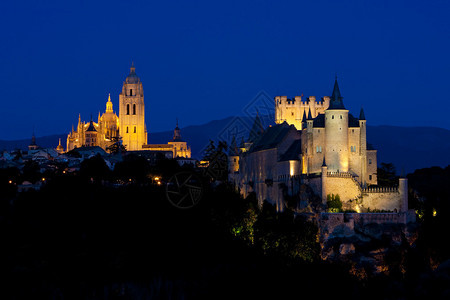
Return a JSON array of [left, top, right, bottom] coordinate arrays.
[[433, 209, 437, 217], [157, 181, 161, 185], [154, 177, 160, 181], [8, 180, 12, 184], [289, 160, 295, 176], [42, 178, 46, 181]]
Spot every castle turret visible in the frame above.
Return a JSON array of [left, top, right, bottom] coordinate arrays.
[[324, 77, 349, 172], [228, 135, 240, 173], [399, 177, 408, 212], [321, 157, 328, 204], [359, 107, 367, 186], [119, 62, 147, 151], [306, 108, 314, 174]]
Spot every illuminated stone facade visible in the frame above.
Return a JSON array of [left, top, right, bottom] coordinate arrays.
[[233, 78, 407, 214], [66, 64, 191, 158], [67, 94, 119, 151], [276, 78, 376, 186], [118, 63, 147, 151]]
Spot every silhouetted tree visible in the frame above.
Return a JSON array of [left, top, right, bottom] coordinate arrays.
[[113, 153, 151, 182], [202, 140, 216, 162], [377, 162, 398, 186], [80, 154, 110, 180], [106, 136, 126, 154]]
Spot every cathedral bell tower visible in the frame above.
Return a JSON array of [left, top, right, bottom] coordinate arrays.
[[119, 63, 147, 151]]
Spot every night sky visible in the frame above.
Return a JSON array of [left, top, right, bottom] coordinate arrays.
[[1, 0, 449, 140]]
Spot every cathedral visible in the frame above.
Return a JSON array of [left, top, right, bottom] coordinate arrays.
[[66, 63, 191, 158]]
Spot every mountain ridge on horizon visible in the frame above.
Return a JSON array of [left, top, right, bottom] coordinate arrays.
[[2, 115, 449, 174]]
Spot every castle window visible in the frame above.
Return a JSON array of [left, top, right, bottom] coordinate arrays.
[[332, 115, 334, 119], [351, 146, 356, 152], [291, 112, 294, 116], [127, 104, 130, 115], [133, 104, 136, 115], [126, 127, 129, 133], [340, 115, 342, 119], [369, 175, 372, 180], [369, 159, 372, 164], [134, 126, 136, 133], [130, 89, 133, 96]]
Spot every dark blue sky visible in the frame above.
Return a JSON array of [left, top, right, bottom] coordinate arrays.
[[1, 0, 449, 140]]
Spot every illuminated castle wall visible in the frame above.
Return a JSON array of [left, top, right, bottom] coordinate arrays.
[[234, 78, 405, 214], [275, 78, 377, 186]]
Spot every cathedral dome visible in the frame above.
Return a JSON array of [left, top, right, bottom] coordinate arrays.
[[125, 63, 140, 84]]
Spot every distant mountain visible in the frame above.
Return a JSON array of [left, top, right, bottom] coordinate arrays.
[[2, 117, 449, 174], [0, 134, 66, 152], [367, 125, 450, 174]]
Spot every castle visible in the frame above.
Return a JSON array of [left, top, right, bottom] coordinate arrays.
[[66, 64, 191, 158], [230, 78, 411, 216]]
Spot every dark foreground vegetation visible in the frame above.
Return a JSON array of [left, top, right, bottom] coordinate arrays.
[[0, 156, 449, 299]]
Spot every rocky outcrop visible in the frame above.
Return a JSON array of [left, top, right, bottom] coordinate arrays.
[[319, 213, 419, 278]]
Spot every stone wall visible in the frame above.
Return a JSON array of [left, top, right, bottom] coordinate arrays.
[[324, 175, 361, 202], [362, 190, 402, 212], [320, 211, 416, 234]]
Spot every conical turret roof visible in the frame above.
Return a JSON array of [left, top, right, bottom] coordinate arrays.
[[328, 77, 346, 110]]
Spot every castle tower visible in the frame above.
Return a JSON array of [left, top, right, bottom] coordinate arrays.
[[228, 135, 240, 173], [359, 107, 367, 186], [399, 177, 408, 212], [324, 78, 349, 172], [306, 108, 314, 175], [321, 158, 328, 204], [119, 63, 147, 151]]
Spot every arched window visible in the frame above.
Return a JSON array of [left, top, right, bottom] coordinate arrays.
[[127, 104, 130, 115], [134, 126, 136, 133], [133, 104, 136, 115], [126, 127, 128, 133], [130, 89, 132, 96]]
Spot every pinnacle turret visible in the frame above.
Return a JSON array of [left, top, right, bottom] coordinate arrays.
[[359, 107, 366, 120], [328, 77, 345, 110]]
